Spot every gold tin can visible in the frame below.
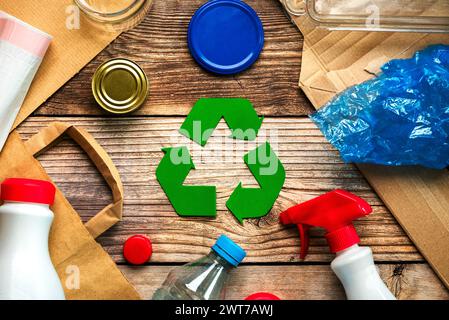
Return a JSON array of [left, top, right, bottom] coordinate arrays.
[[92, 58, 148, 114]]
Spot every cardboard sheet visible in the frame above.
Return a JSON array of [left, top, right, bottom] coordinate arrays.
[[292, 16, 449, 107], [280, 1, 449, 289], [0, 0, 120, 130]]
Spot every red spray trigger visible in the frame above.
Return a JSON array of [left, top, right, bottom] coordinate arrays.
[[297, 224, 310, 260], [280, 190, 372, 259]]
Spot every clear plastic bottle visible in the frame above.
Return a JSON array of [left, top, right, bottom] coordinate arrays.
[[153, 235, 246, 300]]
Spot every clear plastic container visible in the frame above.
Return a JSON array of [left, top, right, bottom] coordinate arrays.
[[74, 0, 153, 32], [282, 0, 449, 33], [152, 235, 246, 300]]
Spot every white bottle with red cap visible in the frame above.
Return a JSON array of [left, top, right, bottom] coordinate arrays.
[[280, 190, 395, 300], [0, 178, 65, 300]]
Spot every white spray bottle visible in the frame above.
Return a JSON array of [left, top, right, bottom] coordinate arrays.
[[280, 189, 395, 300]]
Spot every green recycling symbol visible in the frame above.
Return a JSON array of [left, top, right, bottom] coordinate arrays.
[[156, 98, 285, 222]]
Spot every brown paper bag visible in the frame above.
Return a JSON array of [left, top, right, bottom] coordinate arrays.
[[0, 122, 140, 300]]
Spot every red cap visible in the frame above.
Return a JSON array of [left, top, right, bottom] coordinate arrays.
[[123, 235, 153, 265], [245, 292, 281, 300], [279, 190, 371, 259], [1, 178, 56, 205]]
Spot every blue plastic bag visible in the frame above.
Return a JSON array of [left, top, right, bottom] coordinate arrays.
[[311, 45, 449, 169]]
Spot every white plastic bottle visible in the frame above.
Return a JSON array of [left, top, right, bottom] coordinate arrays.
[[0, 178, 65, 300], [331, 244, 395, 300], [280, 189, 396, 300]]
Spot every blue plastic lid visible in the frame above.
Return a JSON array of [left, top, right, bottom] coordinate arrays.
[[212, 235, 246, 266], [188, 0, 264, 75]]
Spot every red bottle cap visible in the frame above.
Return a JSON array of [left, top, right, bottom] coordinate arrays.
[[123, 235, 153, 265], [0, 178, 56, 205], [245, 292, 281, 300]]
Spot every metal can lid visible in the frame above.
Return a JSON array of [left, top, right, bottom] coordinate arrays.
[[92, 58, 148, 114], [188, 0, 264, 75]]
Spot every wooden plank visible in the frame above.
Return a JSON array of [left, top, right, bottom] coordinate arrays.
[[16, 116, 423, 263], [119, 264, 449, 300], [34, 0, 312, 117]]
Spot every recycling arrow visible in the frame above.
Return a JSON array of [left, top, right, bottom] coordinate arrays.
[[156, 146, 216, 217], [180, 98, 264, 146], [226, 142, 285, 222], [157, 98, 285, 221]]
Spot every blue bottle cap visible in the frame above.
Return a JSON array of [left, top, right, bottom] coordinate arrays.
[[188, 0, 264, 75], [212, 235, 246, 266]]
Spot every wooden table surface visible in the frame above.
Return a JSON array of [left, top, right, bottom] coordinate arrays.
[[17, 0, 449, 300]]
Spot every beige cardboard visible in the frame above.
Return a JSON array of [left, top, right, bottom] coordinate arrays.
[[358, 164, 449, 289], [0, 124, 140, 300], [280, 1, 449, 289], [0, 0, 120, 130], [286, 8, 449, 107]]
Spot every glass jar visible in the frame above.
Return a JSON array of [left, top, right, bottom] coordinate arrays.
[[282, 0, 306, 16], [74, 0, 153, 32], [282, 0, 449, 33]]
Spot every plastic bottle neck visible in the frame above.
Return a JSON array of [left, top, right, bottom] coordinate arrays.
[[335, 244, 360, 257], [0, 201, 53, 253], [181, 251, 233, 300], [208, 251, 235, 271], [3, 200, 50, 209]]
